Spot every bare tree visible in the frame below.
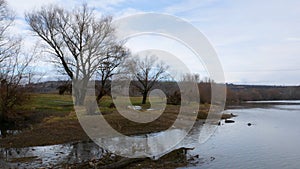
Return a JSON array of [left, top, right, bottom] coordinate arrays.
[[96, 44, 130, 102], [25, 4, 126, 105], [0, 0, 20, 64], [126, 55, 169, 104], [0, 48, 35, 122], [0, 0, 30, 122]]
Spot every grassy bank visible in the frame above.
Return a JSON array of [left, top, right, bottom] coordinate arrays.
[[0, 93, 233, 148]]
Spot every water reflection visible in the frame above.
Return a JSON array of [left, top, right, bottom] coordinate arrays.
[[0, 141, 105, 168], [92, 119, 219, 160], [0, 121, 211, 168], [96, 129, 188, 159]]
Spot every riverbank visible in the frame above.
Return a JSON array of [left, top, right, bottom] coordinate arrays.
[[0, 94, 234, 148], [0, 94, 234, 168], [0, 108, 234, 149]]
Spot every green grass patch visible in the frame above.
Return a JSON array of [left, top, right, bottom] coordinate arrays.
[[23, 93, 74, 114]]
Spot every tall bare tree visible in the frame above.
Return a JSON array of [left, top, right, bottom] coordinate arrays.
[[25, 4, 126, 105], [126, 55, 169, 104]]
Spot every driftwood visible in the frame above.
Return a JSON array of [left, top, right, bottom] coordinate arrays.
[[96, 147, 195, 169], [97, 158, 146, 169]]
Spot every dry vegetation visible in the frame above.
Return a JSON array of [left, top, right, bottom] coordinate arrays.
[[0, 94, 232, 148]]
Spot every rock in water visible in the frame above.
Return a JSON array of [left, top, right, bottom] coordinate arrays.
[[225, 119, 235, 123]]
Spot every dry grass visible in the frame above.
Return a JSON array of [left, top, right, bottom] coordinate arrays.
[[0, 94, 233, 148]]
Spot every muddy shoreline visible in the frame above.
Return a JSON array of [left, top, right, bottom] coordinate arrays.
[[0, 96, 234, 168]]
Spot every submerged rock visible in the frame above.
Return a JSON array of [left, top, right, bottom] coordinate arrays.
[[224, 119, 235, 123]]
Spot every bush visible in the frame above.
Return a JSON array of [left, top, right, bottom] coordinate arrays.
[[167, 91, 181, 105], [0, 80, 31, 122]]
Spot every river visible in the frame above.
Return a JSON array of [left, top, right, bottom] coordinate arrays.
[[185, 101, 300, 169]]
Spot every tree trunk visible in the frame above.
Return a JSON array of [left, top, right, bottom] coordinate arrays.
[[0, 111, 3, 123], [96, 85, 106, 103], [142, 91, 147, 104], [73, 79, 88, 106], [73, 87, 86, 106]]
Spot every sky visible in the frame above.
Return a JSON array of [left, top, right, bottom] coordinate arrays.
[[6, 0, 300, 85]]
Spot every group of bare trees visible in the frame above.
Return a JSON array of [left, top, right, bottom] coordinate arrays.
[[25, 3, 170, 105], [0, 0, 35, 122], [0, 0, 177, 122], [25, 4, 131, 105]]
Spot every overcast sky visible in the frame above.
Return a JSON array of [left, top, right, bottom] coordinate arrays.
[[7, 0, 300, 85]]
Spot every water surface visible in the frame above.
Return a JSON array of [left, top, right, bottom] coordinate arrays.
[[185, 102, 300, 169]]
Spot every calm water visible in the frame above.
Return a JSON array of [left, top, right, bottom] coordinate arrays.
[[1, 102, 300, 168], [186, 102, 300, 169]]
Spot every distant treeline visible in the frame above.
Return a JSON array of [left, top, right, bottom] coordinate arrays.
[[226, 84, 300, 103], [129, 82, 300, 104], [32, 81, 300, 104]]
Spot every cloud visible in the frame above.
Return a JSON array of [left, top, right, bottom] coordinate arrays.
[[164, 0, 220, 15], [286, 37, 300, 42], [8, 0, 58, 16], [170, 0, 300, 85], [5, 0, 300, 85]]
